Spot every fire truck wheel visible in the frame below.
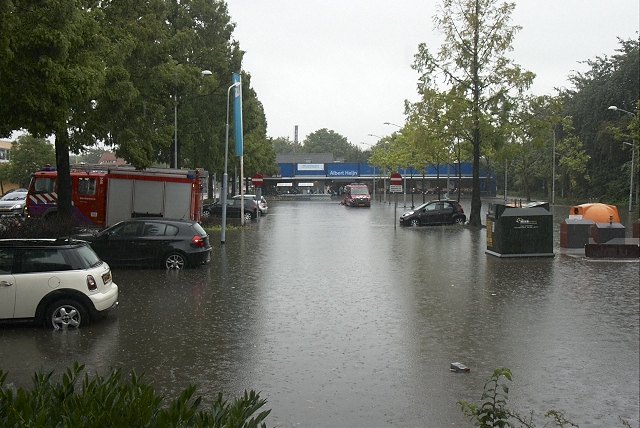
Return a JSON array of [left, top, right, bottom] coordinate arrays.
[[164, 252, 187, 270]]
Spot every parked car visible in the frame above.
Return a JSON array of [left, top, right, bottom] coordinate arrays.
[[0, 238, 118, 329], [341, 183, 371, 207], [0, 191, 27, 217], [2, 188, 28, 196], [399, 200, 466, 226], [232, 194, 268, 215], [72, 218, 211, 270], [203, 198, 259, 220]]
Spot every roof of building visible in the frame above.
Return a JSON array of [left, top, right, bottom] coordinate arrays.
[[98, 152, 127, 165]]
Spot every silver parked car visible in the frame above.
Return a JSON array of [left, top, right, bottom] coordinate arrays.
[[232, 194, 268, 215], [0, 191, 27, 217]]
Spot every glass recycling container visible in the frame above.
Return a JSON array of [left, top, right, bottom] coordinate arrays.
[[486, 202, 554, 258]]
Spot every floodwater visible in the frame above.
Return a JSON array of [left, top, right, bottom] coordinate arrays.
[[1, 197, 638, 427]]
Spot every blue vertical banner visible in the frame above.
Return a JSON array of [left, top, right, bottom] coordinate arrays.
[[232, 72, 243, 156]]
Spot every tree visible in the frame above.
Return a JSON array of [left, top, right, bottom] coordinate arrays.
[[504, 95, 562, 201], [6, 135, 56, 187], [0, 0, 106, 221], [76, 147, 106, 165], [301, 128, 366, 162], [412, 0, 534, 226], [272, 137, 296, 155], [1, 0, 270, 218], [561, 38, 639, 204]]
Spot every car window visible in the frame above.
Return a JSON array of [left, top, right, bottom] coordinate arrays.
[[20, 249, 72, 273], [0, 248, 15, 274], [77, 177, 96, 195], [111, 222, 142, 237], [142, 222, 179, 236], [425, 203, 437, 211], [143, 222, 165, 236], [350, 187, 369, 195], [73, 244, 102, 268], [33, 177, 56, 194], [1, 193, 26, 201], [192, 222, 206, 236]]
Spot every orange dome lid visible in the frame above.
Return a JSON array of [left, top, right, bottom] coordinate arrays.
[[569, 203, 620, 223]]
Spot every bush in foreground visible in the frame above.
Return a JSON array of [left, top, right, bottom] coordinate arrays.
[[459, 367, 634, 427], [0, 362, 270, 428]]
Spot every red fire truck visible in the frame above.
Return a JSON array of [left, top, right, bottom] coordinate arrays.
[[26, 165, 206, 228]]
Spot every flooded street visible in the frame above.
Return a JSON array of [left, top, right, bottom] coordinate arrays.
[[1, 197, 639, 427]]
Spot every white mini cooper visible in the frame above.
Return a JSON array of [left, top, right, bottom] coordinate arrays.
[[0, 238, 118, 329]]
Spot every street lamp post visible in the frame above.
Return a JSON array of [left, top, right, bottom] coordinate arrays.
[[220, 81, 241, 244], [174, 93, 178, 168], [608, 105, 637, 212]]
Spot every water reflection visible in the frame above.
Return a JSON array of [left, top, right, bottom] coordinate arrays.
[[0, 198, 637, 427]]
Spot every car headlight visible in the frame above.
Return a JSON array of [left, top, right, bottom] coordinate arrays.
[[12, 203, 24, 210]]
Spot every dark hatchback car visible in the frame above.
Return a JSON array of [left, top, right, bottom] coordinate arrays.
[[202, 198, 259, 221], [399, 200, 467, 227], [72, 218, 211, 270]]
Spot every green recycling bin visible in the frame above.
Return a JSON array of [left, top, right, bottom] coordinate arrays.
[[486, 202, 554, 257]]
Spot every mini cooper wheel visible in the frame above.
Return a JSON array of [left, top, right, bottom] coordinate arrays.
[[243, 211, 253, 221], [410, 218, 420, 227], [46, 299, 87, 330], [164, 252, 187, 270]]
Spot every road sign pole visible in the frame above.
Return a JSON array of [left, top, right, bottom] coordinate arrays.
[[394, 192, 397, 229], [389, 173, 402, 229]]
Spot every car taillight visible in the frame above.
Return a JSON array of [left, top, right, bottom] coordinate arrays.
[[458, 204, 464, 212], [192, 235, 205, 247], [86, 275, 98, 291]]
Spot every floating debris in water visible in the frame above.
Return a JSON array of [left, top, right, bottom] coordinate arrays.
[[450, 362, 470, 372]]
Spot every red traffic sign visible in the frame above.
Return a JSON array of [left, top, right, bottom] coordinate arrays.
[[390, 172, 402, 185], [251, 173, 264, 186]]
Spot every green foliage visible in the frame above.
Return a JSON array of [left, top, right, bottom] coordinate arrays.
[[561, 38, 639, 203], [300, 128, 366, 162], [412, 0, 535, 226], [75, 147, 107, 164], [0, 0, 275, 213], [0, 363, 271, 428], [272, 137, 296, 155], [6, 135, 56, 186], [460, 367, 635, 427], [459, 367, 514, 428]]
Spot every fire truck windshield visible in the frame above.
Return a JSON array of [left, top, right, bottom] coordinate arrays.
[[33, 177, 55, 194]]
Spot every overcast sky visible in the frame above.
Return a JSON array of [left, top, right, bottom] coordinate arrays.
[[226, 0, 639, 149]]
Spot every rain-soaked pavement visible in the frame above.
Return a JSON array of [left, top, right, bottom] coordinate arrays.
[[1, 196, 639, 427]]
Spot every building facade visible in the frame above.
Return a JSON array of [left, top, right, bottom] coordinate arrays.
[[266, 153, 497, 197]]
